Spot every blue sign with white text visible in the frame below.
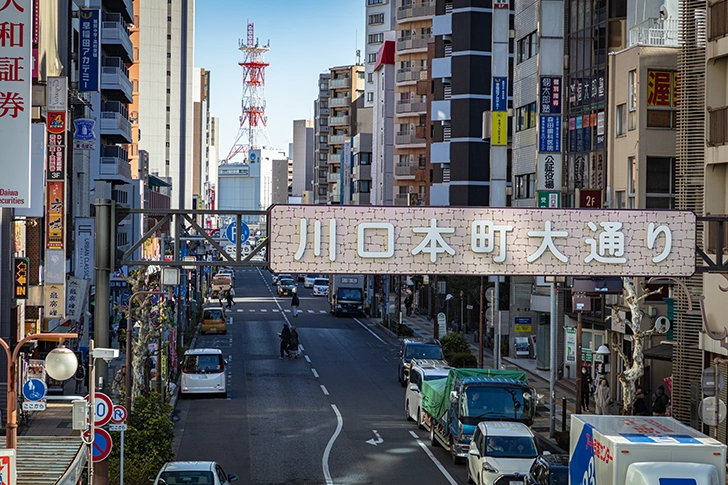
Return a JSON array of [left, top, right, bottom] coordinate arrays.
[[492, 77, 507, 112], [539, 115, 561, 153], [79, 9, 100, 92]]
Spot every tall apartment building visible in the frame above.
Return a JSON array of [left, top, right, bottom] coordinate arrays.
[[393, 0, 433, 206], [325, 65, 366, 204], [192, 68, 212, 209], [137, 0, 194, 210], [313, 73, 331, 205], [291, 119, 314, 198], [365, 0, 397, 108], [372, 40, 396, 205]]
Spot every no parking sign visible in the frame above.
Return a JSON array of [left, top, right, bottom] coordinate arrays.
[[84, 428, 113, 462]]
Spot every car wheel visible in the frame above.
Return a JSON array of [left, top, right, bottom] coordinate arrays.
[[405, 400, 413, 421], [221, 391, 227, 399], [430, 425, 440, 447]]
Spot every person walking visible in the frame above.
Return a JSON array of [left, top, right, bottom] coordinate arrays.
[[652, 385, 670, 416], [634, 386, 649, 415], [291, 292, 300, 317], [288, 326, 300, 358], [111, 365, 126, 394], [279, 323, 292, 359], [225, 290, 234, 309], [74, 362, 86, 394], [580, 367, 593, 412], [404, 295, 413, 317], [595, 378, 611, 415]]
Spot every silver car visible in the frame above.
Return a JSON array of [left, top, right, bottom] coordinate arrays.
[[153, 461, 238, 485]]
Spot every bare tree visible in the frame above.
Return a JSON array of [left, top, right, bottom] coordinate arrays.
[[606, 277, 666, 415]]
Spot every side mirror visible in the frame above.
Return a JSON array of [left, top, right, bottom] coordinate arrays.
[[450, 390, 459, 402], [224, 360, 229, 365], [469, 447, 480, 457], [542, 451, 552, 456], [228, 474, 238, 482], [397, 351, 403, 357], [409, 384, 419, 392]]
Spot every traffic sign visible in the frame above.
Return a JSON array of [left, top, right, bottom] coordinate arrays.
[[22, 378, 47, 402], [85, 428, 113, 462], [108, 423, 127, 432], [22, 401, 46, 411], [699, 396, 727, 426], [225, 221, 250, 245], [85, 392, 113, 426], [111, 405, 127, 423]]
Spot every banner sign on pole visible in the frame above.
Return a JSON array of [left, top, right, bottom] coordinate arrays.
[[79, 9, 101, 92]]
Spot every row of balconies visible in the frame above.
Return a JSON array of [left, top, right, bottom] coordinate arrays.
[[396, 34, 432, 53], [329, 77, 351, 89], [330, 96, 351, 106], [396, 100, 427, 116], [397, 67, 427, 84], [102, 13, 134, 64], [397, 0, 435, 22], [329, 115, 350, 126]]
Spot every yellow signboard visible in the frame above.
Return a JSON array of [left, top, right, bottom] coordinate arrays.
[[492, 111, 507, 146], [514, 325, 532, 333]]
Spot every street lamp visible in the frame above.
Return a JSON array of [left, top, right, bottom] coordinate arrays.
[[0, 332, 79, 448]]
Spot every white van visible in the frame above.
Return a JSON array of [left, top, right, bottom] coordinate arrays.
[[180, 348, 227, 398], [405, 359, 451, 428]]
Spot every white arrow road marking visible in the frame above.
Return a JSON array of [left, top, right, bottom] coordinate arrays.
[[366, 429, 384, 446]]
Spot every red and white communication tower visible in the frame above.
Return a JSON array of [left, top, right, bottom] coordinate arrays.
[[225, 22, 271, 163]]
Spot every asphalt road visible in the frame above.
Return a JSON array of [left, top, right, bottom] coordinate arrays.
[[172, 268, 469, 485]]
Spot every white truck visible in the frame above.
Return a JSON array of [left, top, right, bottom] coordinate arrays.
[[570, 414, 726, 485], [329, 275, 365, 317]]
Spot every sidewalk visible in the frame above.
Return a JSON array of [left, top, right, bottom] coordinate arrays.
[[371, 313, 584, 440]]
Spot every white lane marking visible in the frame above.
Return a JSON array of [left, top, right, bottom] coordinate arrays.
[[323, 404, 343, 485], [248, 309, 255, 312], [320, 385, 329, 395], [284, 309, 291, 313], [236, 309, 244, 312], [272, 309, 280, 312], [353, 318, 387, 344], [312, 368, 319, 378], [308, 310, 314, 313], [305, 355, 311, 363], [408, 431, 459, 485], [261, 309, 267, 312], [319, 310, 327, 313]]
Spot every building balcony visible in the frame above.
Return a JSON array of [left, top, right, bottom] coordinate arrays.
[[628, 17, 679, 47], [319, 142, 330, 150], [396, 35, 432, 53], [319, 107, 330, 116], [100, 155, 132, 181], [396, 100, 427, 116], [353, 164, 371, 180], [328, 172, 340, 183], [330, 115, 349, 126], [395, 132, 426, 146], [708, 106, 728, 146], [329, 153, 341, 163], [101, 66, 133, 104], [396, 67, 427, 84], [330, 96, 351, 106], [352, 192, 371, 205], [329, 77, 351, 89], [397, 1, 435, 22], [102, 21, 134, 63], [319, 125, 330, 133], [329, 134, 347, 144], [394, 164, 417, 178], [394, 194, 410, 206], [105, 0, 134, 23], [100, 110, 132, 144]]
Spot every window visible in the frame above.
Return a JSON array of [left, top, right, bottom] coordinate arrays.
[[646, 70, 678, 129], [517, 31, 538, 63], [367, 92, 374, 102], [318, 187, 327, 196], [357, 180, 371, 193], [358, 71, 365, 80], [515, 102, 537, 132], [359, 153, 372, 165], [319, 136, 327, 143], [367, 0, 385, 4], [627, 156, 636, 208], [368, 13, 385, 24], [368, 53, 377, 63], [628, 70, 637, 130], [515, 173, 536, 199], [616, 104, 626, 136], [645, 157, 675, 208], [367, 73, 374, 83], [368, 33, 384, 44], [615, 190, 626, 208]]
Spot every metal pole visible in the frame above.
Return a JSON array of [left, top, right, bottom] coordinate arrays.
[[562, 397, 567, 433], [495, 279, 501, 369], [479, 277, 484, 368], [156, 326, 162, 395], [575, 310, 583, 414], [89, 339, 95, 485], [433, 276, 439, 339], [715, 357, 720, 440], [460, 290, 464, 332], [550, 282, 557, 438], [120, 428, 124, 485], [94, 199, 112, 391]]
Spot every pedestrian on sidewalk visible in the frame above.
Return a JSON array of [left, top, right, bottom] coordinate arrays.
[[291, 292, 300, 317], [652, 385, 670, 416], [580, 367, 593, 412], [118, 328, 127, 353], [634, 386, 649, 415], [225, 289, 234, 309], [74, 363, 86, 394], [595, 378, 611, 415], [111, 365, 126, 394], [404, 295, 413, 317], [278, 323, 292, 359]]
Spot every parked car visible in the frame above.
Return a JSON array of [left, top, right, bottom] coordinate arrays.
[[466, 421, 539, 485], [277, 277, 297, 297], [312, 278, 329, 296], [405, 359, 451, 428], [153, 461, 238, 485], [304, 274, 322, 288], [180, 349, 227, 398], [525, 454, 569, 485], [397, 338, 444, 386]]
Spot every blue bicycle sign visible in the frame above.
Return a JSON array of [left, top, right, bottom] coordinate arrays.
[[22, 378, 47, 402]]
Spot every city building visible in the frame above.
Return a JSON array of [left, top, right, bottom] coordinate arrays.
[[393, 0, 433, 206], [365, 0, 397, 107], [192, 68, 215, 210], [271, 157, 293, 205], [313, 72, 331, 205], [136, 0, 195, 210], [352, 134, 373, 205], [371, 39, 396, 206], [291, 119, 314, 198]]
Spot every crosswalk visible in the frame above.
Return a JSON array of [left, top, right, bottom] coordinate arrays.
[[234, 308, 328, 314]]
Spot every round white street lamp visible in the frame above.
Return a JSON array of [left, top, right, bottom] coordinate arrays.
[[45, 345, 79, 381]]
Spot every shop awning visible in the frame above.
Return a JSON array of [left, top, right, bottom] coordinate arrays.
[[643, 343, 674, 362]]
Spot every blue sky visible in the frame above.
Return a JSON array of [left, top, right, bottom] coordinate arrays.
[[194, 0, 366, 161]]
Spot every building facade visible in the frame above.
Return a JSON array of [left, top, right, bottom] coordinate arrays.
[[313, 73, 331, 205], [372, 40, 396, 206], [291, 119, 314, 198], [365, 0, 397, 108]]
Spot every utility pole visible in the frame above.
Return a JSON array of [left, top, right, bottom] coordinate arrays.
[[93, 199, 112, 391], [575, 309, 584, 414], [479, 277, 484, 368]]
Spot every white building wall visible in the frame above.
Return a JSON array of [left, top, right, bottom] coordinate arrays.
[[364, 1, 396, 108], [371, 59, 394, 205], [291, 119, 314, 196], [137, 0, 194, 210]]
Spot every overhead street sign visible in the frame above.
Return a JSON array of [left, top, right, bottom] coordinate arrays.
[[269, 206, 696, 277], [225, 221, 250, 245]]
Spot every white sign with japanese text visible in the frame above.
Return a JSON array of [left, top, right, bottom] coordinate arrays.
[[0, 0, 32, 208], [269, 206, 695, 277]]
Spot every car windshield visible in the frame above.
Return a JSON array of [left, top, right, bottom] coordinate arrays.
[[484, 435, 538, 458], [159, 471, 215, 485], [337, 288, 362, 300], [550, 469, 568, 485], [203, 309, 223, 320], [182, 354, 224, 374], [463, 386, 530, 421], [280, 279, 294, 286], [314, 279, 329, 285], [405, 344, 443, 361]]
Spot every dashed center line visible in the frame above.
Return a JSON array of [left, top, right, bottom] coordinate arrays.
[[311, 369, 319, 378]]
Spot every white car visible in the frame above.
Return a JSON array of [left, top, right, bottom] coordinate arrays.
[[153, 461, 238, 485], [304, 274, 322, 288], [312, 278, 329, 296], [180, 348, 227, 398], [274, 273, 293, 286], [467, 421, 539, 485], [405, 359, 451, 428]]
